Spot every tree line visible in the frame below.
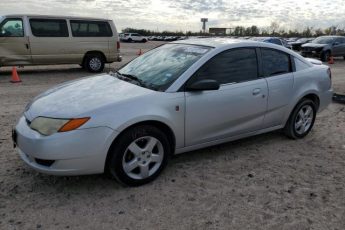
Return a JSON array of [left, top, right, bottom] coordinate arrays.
[[122, 23, 344, 37]]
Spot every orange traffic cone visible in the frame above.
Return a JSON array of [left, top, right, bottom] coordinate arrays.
[[10, 67, 22, 83], [137, 49, 142, 56], [328, 56, 334, 64]]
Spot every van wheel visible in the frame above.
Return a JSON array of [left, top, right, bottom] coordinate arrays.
[[106, 125, 170, 186], [284, 99, 316, 139], [85, 54, 104, 73]]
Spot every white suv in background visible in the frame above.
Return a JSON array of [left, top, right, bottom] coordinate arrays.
[[120, 33, 147, 42]]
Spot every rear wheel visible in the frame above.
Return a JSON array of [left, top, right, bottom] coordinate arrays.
[[107, 125, 170, 186], [284, 99, 316, 139], [84, 54, 104, 73]]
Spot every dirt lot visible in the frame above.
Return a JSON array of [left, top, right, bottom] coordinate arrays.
[[0, 41, 345, 230]]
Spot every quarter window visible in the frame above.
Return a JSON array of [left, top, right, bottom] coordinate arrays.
[[70, 20, 112, 37], [0, 19, 24, 37], [30, 19, 69, 37], [261, 49, 291, 77], [192, 48, 258, 84]]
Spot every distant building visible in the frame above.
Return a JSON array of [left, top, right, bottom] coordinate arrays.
[[209, 28, 227, 35]]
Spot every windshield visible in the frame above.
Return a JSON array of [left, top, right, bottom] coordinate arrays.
[[0, 16, 3, 23], [118, 44, 212, 91], [312, 37, 334, 44]]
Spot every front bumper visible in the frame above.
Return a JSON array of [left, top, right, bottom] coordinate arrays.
[[15, 116, 118, 176], [301, 50, 322, 58]]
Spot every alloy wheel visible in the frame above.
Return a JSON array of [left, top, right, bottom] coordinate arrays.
[[122, 136, 164, 180], [294, 105, 314, 135]]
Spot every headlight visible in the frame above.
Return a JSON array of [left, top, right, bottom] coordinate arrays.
[[30, 117, 90, 136]]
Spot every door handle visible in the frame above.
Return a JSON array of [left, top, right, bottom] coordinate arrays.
[[25, 44, 29, 49], [252, 88, 261, 96]]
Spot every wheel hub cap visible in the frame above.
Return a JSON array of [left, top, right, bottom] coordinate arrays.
[[122, 136, 164, 180], [89, 57, 101, 70]]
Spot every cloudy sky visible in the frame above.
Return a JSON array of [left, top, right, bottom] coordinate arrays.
[[1, 0, 345, 32]]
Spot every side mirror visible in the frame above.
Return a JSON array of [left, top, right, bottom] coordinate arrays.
[[186, 79, 220, 91]]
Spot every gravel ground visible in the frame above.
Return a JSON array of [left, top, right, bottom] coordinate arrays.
[[0, 41, 345, 230]]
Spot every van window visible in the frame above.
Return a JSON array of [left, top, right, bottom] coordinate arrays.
[[70, 20, 112, 37], [30, 19, 69, 37], [0, 19, 24, 37]]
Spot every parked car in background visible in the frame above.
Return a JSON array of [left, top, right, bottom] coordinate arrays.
[[301, 36, 345, 61], [0, 14, 121, 72], [290, 38, 314, 51], [286, 37, 299, 43], [120, 33, 147, 42], [14, 38, 333, 186], [250, 37, 291, 49]]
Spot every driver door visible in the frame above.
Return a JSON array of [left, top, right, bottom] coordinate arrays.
[[0, 17, 32, 65], [185, 48, 268, 146]]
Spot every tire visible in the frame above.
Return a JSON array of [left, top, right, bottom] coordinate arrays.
[[127, 38, 132, 42], [84, 54, 104, 73], [343, 56, 345, 60], [107, 125, 171, 186], [142, 39, 147, 43], [284, 99, 317, 139], [321, 51, 330, 62]]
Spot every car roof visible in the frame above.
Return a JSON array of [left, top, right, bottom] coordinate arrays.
[[2, 14, 111, 21], [171, 37, 304, 59], [172, 37, 284, 48], [172, 38, 255, 48]]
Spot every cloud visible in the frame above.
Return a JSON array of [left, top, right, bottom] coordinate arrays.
[[0, 0, 345, 32]]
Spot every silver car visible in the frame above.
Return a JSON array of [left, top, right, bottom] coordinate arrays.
[[13, 38, 333, 186]]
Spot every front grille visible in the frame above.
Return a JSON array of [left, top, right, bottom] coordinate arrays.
[[35, 158, 55, 167]]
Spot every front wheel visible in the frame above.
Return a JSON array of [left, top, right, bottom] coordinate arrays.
[[321, 51, 330, 62], [107, 125, 170, 186], [284, 99, 317, 139]]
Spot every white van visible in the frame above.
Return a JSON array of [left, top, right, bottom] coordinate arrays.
[[0, 14, 122, 72]]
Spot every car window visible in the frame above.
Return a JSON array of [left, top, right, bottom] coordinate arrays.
[[70, 20, 112, 37], [262, 48, 291, 77], [0, 18, 24, 37], [30, 19, 68, 37], [191, 48, 258, 85], [335, 37, 345, 44], [118, 44, 212, 91]]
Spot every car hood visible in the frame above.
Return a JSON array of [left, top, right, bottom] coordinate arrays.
[[302, 43, 327, 48], [25, 74, 154, 120]]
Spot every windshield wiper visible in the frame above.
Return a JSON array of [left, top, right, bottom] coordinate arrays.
[[113, 71, 144, 86], [113, 71, 159, 91]]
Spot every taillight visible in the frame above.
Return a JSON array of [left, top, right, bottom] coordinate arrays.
[[117, 41, 120, 50]]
